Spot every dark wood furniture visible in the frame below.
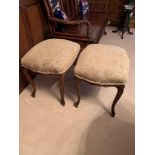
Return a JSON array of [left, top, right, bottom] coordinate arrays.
[[43, 0, 110, 47], [112, 7, 133, 39], [74, 77, 125, 117], [19, 0, 132, 93], [108, 0, 128, 25]]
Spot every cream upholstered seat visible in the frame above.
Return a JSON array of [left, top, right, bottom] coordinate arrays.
[[74, 44, 129, 85], [74, 44, 129, 117], [21, 39, 80, 74], [21, 39, 80, 105]]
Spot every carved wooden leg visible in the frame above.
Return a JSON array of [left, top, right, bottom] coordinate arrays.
[[121, 31, 125, 39], [23, 68, 36, 97], [59, 74, 65, 106], [104, 30, 107, 35], [112, 28, 118, 33], [111, 85, 125, 117], [74, 76, 80, 108]]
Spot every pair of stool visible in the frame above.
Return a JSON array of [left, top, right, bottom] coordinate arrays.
[[21, 39, 129, 117]]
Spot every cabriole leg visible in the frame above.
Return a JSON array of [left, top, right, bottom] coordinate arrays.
[[74, 76, 80, 108], [23, 68, 36, 97], [121, 31, 125, 39], [111, 85, 125, 117], [59, 74, 65, 106]]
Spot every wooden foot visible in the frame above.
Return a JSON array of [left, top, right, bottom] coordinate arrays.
[[74, 76, 80, 108], [59, 74, 65, 106], [23, 68, 36, 97], [111, 85, 125, 117], [128, 28, 133, 35], [128, 30, 133, 35], [104, 30, 107, 35], [112, 29, 118, 33], [121, 31, 125, 39]]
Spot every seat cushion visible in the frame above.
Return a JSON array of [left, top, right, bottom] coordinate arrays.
[[21, 39, 80, 74], [74, 44, 129, 85]]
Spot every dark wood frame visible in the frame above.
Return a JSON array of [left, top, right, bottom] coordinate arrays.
[[74, 76, 125, 117], [43, 0, 109, 47], [23, 68, 65, 106]]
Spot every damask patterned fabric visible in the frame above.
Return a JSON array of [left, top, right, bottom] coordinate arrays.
[[74, 44, 129, 85], [21, 39, 80, 74]]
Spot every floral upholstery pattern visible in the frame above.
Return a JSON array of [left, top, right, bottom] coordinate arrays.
[[74, 44, 129, 85], [21, 39, 80, 74]]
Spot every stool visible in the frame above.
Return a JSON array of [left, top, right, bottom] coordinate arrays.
[[21, 39, 80, 105], [74, 44, 129, 117]]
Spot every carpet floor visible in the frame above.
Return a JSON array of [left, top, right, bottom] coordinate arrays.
[[20, 26, 135, 155]]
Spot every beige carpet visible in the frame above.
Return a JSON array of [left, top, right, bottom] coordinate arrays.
[[20, 26, 135, 155]]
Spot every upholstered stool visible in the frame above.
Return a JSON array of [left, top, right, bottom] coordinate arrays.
[[74, 44, 129, 117], [21, 39, 80, 105]]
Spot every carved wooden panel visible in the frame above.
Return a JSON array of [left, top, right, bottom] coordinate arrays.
[[19, 10, 32, 59], [26, 4, 45, 44]]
